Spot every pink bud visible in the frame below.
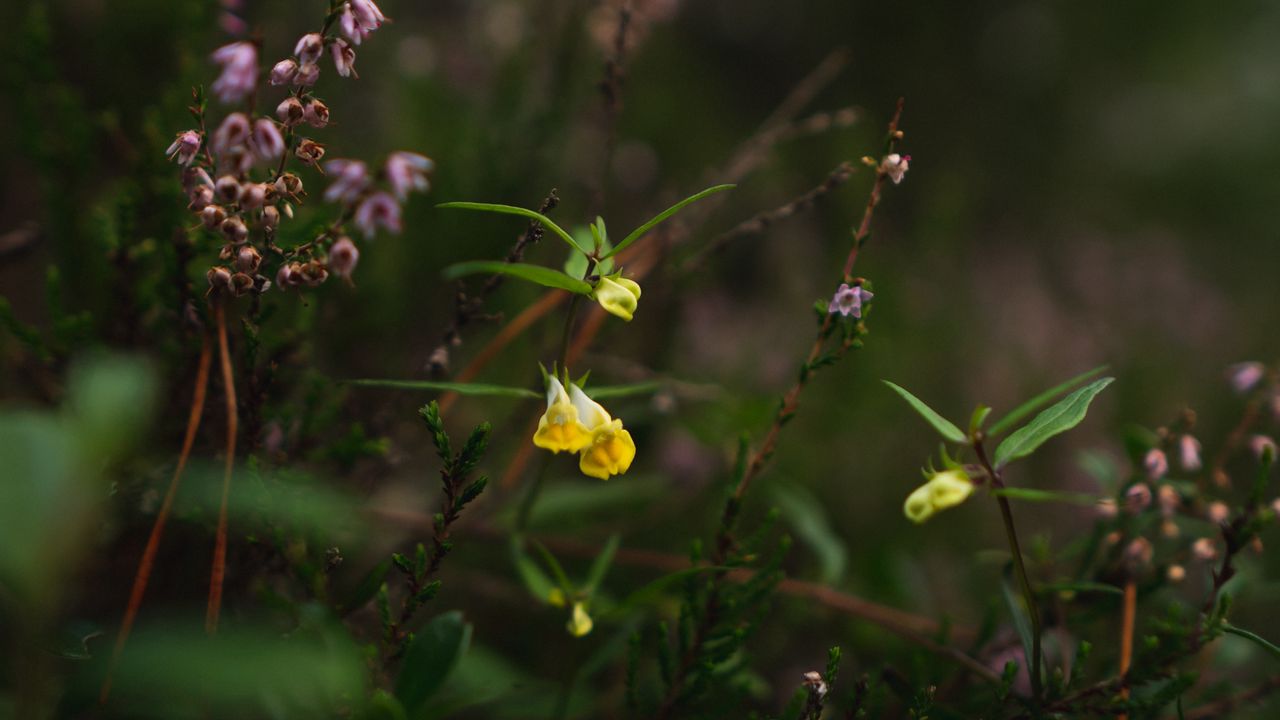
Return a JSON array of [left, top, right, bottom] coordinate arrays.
[[1143, 448, 1168, 480], [354, 191, 401, 238], [294, 33, 325, 64], [210, 42, 257, 104], [214, 175, 242, 203], [166, 130, 202, 165], [188, 184, 214, 211], [240, 183, 267, 210], [1192, 537, 1217, 562], [277, 96, 305, 126], [270, 58, 298, 86], [879, 153, 910, 184], [1167, 564, 1185, 582], [1157, 484, 1179, 518], [1124, 483, 1152, 514], [331, 39, 357, 78], [261, 205, 280, 229], [1227, 362, 1265, 394], [211, 112, 251, 156], [1178, 434, 1201, 471], [295, 62, 320, 87], [1206, 501, 1230, 524], [234, 245, 262, 273], [1250, 435, 1277, 461], [207, 266, 233, 288], [322, 159, 369, 203], [220, 216, 248, 243], [251, 118, 286, 162], [201, 205, 228, 229], [385, 151, 434, 200], [328, 236, 359, 279], [304, 99, 330, 128]]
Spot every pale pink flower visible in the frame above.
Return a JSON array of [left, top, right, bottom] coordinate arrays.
[[827, 282, 874, 318], [210, 42, 257, 103], [339, 4, 373, 45], [349, 0, 387, 36], [294, 33, 325, 64], [269, 58, 298, 86], [201, 205, 228, 229], [251, 118, 285, 162], [208, 266, 233, 289], [277, 96, 305, 126], [322, 159, 369, 203], [240, 183, 267, 210], [211, 112, 251, 156], [1143, 448, 1168, 480], [166, 130, 202, 165], [1227, 362, 1265, 394], [214, 175, 242, 203], [295, 62, 320, 87], [354, 192, 401, 238], [1124, 483, 1152, 514], [1178, 434, 1201, 471], [1206, 501, 1230, 524], [276, 262, 302, 290], [331, 39, 357, 78], [880, 153, 910, 184], [1192, 537, 1217, 562], [188, 184, 214, 211], [1250, 435, 1277, 461], [385, 151, 434, 200], [328, 237, 360, 279]]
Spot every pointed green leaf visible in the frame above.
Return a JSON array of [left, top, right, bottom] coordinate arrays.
[[882, 380, 966, 443], [437, 201, 587, 254], [988, 366, 1109, 437], [993, 378, 1114, 467], [395, 611, 472, 714], [583, 534, 620, 596], [442, 261, 592, 294], [510, 537, 556, 602], [990, 487, 1101, 506], [602, 184, 735, 259]]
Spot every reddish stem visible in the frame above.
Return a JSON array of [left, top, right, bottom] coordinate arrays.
[[206, 298, 238, 635]]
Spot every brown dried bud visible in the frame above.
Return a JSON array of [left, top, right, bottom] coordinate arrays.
[[230, 272, 255, 296], [188, 184, 214, 211], [274, 172, 304, 200], [207, 265, 232, 288], [214, 175, 242, 203], [240, 183, 268, 210], [261, 205, 281, 229], [296, 139, 326, 166], [201, 204, 228, 229], [300, 259, 329, 286], [304, 99, 330, 128], [277, 96, 305, 126], [220, 216, 249, 243]]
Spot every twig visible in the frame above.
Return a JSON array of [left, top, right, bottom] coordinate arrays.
[[592, 1, 632, 215], [1118, 580, 1137, 720], [206, 297, 238, 635], [100, 334, 212, 705]]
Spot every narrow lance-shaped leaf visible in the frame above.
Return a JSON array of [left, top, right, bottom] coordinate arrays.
[[602, 184, 736, 259], [993, 377, 1114, 467], [395, 611, 472, 714], [882, 380, 967, 443], [988, 365, 1109, 437], [442, 261, 593, 294], [583, 534, 620, 596], [437, 201, 589, 255], [990, 487, 1102, 506]]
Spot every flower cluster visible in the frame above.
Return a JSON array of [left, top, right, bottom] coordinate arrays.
[[533, 376, 636, 480], [167, 0, 430, 296]]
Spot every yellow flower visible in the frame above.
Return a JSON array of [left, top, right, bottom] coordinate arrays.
[[903, 469, 974, 524], [547, 588, 567, 608], [569, 383, 636, 480], [593, 276, 642, 321], [533, 377, 592, 453], [567, 601, 594, 637]]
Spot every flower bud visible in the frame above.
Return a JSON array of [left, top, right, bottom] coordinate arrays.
[[261, 205, 281, 229], [211, 112, 251, 156], [1160, 519, 1180, 539], [1124, 483, 1152, 514], [201, 204, 228, 228], [251, 118, 286, 162], [331, 38, 357, 78], [903, 469, 974, 524], [1143, 448, 1168, 480], [165, 130, 202, 165], [1096, 498, 1118, 518], [1206, 501, 1229, 525], [294, 33, 324, 64], [240, 183, 267, 210], [1166, 564, 1186, 583], [188, 184, 214, 211], [269, 58, 298, 86], [1227, 362, 1265, 394], [295, 62, 320, 87], [1123, 537, 1153, 573], [277, 96, 305, 126], [879, 153, 910, 184], [300, 260, 329, 286], [328, 236, 359, 279], [566, 602, 593, 637], [207, 266, 232, 288], [220, 216, 248, 243], [592, 276, 642, 321], [234, 245, 261, 274], [230, 271, 255, 296], [1157, 484, 1179, 517], [1192, 537, 1217, 561], [1250, 435, 1277, 462], [304, 98, 330, 128], [276, 262, 301, 289], [274, 172, 304, 200], [214, 174, 242, 203], [1178, 434, 1202, 471]]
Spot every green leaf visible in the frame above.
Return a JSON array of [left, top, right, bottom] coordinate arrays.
[[1000, 566, 1038, 689], [771, 484, 847, 584], [993, 377, 1114, 467], [348, 379, 540, 398], [1222, 623, 1280, 660], [602, 184, 735, 259], [585, 381, 663, 399], [510, 537, 557, 602], [442, 261, 593, 294], [990, 488, 1101, 506], [395, 611, 473, 714], [584, 534, 620, 596], [437, 201, 588, 254], [988, 366, 1109, 437], [339, 558, 392, 614], [882, 380, 966, 443]]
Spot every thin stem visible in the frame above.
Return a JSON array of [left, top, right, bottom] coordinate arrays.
[[1118, 580, 1137, 720], [206, 297, 238, 635], [101, 334, 212, 705]]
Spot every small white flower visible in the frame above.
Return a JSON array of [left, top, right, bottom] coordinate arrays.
[[339, 4, 373, 45], [1227, 362, 1265, 394], [385, 151, 434, 200], [1178, 434, 1201, 472], [353, 191, 402, 238], [879, 153, 911, 184], [210, 42, 257, 104], [322, 159, 370, 204], [827, 282, 874, 318], [166, 130, 202, 165]]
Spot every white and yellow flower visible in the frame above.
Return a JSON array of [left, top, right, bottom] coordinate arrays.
[[533, 377, 592, 454], [568, 383, 636, 480], [593, 276, 642, 322]]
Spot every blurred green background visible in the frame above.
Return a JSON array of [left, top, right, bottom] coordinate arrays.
[[1, 0, 1278, 716]]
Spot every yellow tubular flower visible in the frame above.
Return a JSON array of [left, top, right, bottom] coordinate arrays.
[[567, 602, 593, 637], [569, 383, 637, 480], [593, 276, 641, 321], [532, 377, 591, 453], [903, 469, 974, 524]]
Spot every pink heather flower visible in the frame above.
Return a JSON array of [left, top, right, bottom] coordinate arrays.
[[294, 33, 325, 64], [276, 262, 302, 289], [251, 118, 286, 162], [339, 4, 373, 45], [1207, 501, 1230, 524], [349, 0, 387, 36], [295, 62, 320, 87], [354, 191, 401, 238], [1157, 484, 1179, 518], [303, 99, 330, 128], [166, 130, 202, 165], [214, 175, 242, 203], [331, 39, 357, 78], [211, 112, 251, 156], [827, 283, 874, 318], [322, 159, 370, 203], [201, 205, 228, 229], [277, 96, 305, 126], [1124, 483, 1152, 514], [208, 266, 233, 289], [1250, 434, 1277, 461], [219, 12, 248, 37], [328, 236, 360, 279], [1143, 448, 1168, 480], [210, 42, 257, 104], [385, 151, 434, 200], [1192, 537, 1217, 561], [188, 184, 214, 211], [1227, 361, 1265, 394], [240, 183, 267, 210], [270, 58, 298, 86], [1178, 434, 1201, 471], [880, 153, 910, 184]]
